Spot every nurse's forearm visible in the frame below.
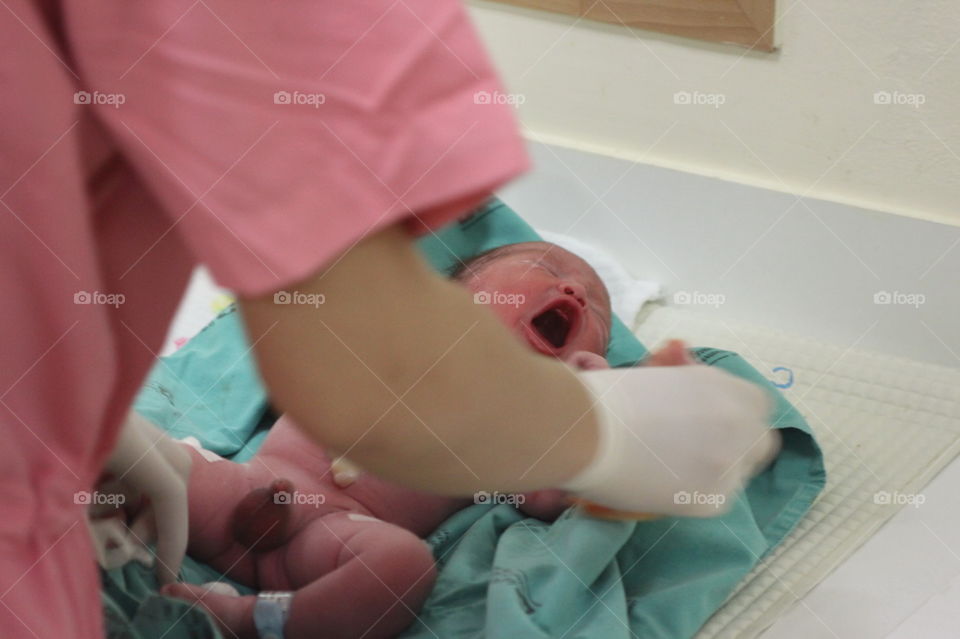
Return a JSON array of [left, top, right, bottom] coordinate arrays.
[[239, 224, 598, 495]]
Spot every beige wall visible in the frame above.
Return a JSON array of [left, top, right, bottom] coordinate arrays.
[[468, 0, 960, 226]]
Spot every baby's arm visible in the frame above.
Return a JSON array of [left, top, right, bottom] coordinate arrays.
[[517, 489, 572, 521]]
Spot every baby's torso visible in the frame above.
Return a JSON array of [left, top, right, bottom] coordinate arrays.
[[255, 415, 470, 533], [184, 416, 469, 571]]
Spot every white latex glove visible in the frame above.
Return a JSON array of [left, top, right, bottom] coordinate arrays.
[[88, 517, 155, 571], [102, 412, 191, 584], [563, 366, 780, 517]]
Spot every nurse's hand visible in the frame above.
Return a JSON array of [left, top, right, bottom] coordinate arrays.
[[103, 412, 191, 584], [563, 365, 780, 517]]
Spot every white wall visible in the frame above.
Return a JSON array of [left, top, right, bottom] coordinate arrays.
[[468, 0, 960, 227]]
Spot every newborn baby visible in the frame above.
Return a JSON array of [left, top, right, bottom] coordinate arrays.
[[164, 241, 688, 639]]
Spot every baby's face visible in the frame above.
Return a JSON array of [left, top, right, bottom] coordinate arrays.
[[459, 243, 612, 360]]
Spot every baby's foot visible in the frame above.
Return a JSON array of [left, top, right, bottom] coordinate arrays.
[[162, 582, 258, 639]]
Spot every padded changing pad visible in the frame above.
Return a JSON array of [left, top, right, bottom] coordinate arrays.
[[634, 306, 960, 639]]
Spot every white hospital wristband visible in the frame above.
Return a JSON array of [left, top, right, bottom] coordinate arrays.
[[254, 591, 294, 639]]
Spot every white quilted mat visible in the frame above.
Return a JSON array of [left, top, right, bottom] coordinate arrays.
[[633, 306, 960, 639]]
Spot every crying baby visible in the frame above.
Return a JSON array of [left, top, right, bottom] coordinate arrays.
[[162, 241, 690, 639]]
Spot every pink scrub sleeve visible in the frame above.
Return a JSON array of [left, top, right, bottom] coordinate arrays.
[[0, 2, 526, 638], [66, 0, 529, 297]]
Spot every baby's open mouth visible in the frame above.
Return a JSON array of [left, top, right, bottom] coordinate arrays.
[[527, 298, 581, 353]]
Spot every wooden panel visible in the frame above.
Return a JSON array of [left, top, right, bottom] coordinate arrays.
[[487, 0, 776, 51]]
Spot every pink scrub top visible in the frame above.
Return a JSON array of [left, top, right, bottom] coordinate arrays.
[[0, 2, 528, 636]]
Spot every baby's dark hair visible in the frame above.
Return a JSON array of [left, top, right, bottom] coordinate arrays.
[[447, 244, 526, 281]]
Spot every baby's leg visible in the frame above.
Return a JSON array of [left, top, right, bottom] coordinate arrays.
[[177, 444, 248, 560], [169, 442, 274, 585], [166, 512, 437, 639], [282, 512, 437, 639], [162, 581, 258, 637]]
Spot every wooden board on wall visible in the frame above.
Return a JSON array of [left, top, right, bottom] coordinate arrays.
[[487, 0, 776, 51]]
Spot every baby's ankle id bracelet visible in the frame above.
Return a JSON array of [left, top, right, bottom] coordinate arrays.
[[254, 591, 294, 639]]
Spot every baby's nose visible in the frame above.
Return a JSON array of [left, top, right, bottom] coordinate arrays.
[[559, 281, 587, 307]]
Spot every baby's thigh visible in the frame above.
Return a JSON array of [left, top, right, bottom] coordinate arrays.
[[281, 512, 437, 592]]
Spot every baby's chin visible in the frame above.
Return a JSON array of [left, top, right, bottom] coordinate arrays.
[[563, 351, 609, 371]]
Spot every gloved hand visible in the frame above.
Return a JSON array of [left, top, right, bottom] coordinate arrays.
[[101, 412, 191, 584], [87, 517, 156, 571], [563, 364, 780, 517]]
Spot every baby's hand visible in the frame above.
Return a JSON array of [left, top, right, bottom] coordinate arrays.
[[644, 339, 696, 367]]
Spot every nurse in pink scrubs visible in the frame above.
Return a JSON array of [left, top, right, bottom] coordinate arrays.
[[0, 2, 777, 637]]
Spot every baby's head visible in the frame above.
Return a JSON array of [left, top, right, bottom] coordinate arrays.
[[451, 242, 612, 362]]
